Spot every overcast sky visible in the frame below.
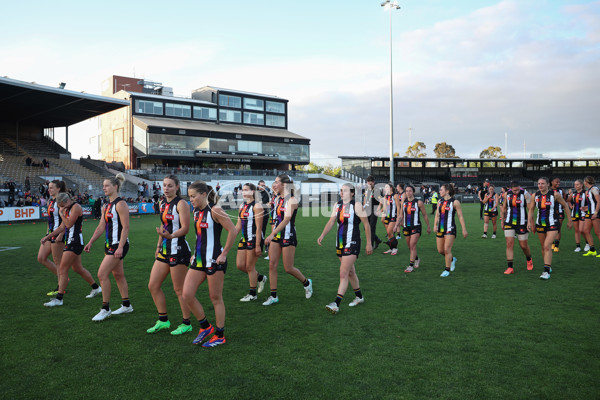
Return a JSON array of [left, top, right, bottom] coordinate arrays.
[[2, 0, 598, 164]]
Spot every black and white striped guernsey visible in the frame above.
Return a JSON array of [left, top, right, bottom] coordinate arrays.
[[534, 190, 558, 227], [402, 198, 421, 228], [334, 199, 361, 250], [159, 196, 190, 256], [484, 194, 497, 212], [273, 195, 297, 242], [47, 198, 62, 234], [103, 197, 128, 248], [586, 186, 598, 216], [193, 203, 223, 268], [64, 202, 83, 246], [437, 197, 456, 234], [239, 201, 258, 243], [504, 190, 528, 226]]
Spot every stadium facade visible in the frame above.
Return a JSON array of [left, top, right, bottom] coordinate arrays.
[[340, 155, 600, 187], [100, 76, 310, 170]]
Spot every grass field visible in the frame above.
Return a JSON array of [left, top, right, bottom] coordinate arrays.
[[1, 203, 599, 400]]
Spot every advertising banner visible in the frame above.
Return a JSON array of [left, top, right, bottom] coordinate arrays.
[[0, 207, 41, 222], [138, 203, 155, 214]]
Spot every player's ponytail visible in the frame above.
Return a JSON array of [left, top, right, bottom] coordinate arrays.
[[107, 173, 126, 192], [188, 181, 219, 204], [207, 185, 219, 204], [441, 183, 455, 197], [277, 174, 295, 197]]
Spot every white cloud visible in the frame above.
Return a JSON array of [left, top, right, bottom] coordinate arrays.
[[4, 1, 599, 164], [290, 0, 600, 161]]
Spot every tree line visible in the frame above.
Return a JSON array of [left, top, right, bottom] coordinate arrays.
[[405, 142, 505, 159], [297, 144, 506, 179]]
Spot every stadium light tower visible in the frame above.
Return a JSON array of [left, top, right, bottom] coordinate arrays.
[[381, 0, 401, 183]]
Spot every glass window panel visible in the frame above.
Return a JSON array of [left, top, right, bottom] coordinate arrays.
[[147, 134, 208, 157], [219, 94, 241, 108], [133, 125, 147, 154], [210, 138, 230, 152], [266, 101, 285, 113], [243, 98, 264, 111], [243, 112, 264, 125], [135, 100, 163, 115], [262, 142, 309, 162], [147, 133, 308, 163], [238, 140, 262, 153], [165, 103, 191, 118], [219, 109, 242, 123], [193, 106, 217, 120], [266, 114, 285, 127]]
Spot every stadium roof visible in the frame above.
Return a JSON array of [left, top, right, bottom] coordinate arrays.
[[339, 156, 599, 162], [133, 115, 309, 142], [0, 76, 130, 127], [124, 91, 215, 106], [193, 86, 284, 100]]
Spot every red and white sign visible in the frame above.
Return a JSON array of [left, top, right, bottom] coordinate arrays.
[[0, 207, 41, 222]]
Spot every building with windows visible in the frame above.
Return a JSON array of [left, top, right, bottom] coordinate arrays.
[[340, 155, 600, 189], [100, 75, 310, 170]]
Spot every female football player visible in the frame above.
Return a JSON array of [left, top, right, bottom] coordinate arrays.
[[263, 174, 313, 305], [182, 181, 236, 347], [434, 184, 468, 277], [317, 183, 372, 314], [147, 175, 192, 335], [84, 174, 133, 321]]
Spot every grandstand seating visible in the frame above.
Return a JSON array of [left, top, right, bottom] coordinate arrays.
[[0, 137, 60, 159], [0, 154, 110, 196]]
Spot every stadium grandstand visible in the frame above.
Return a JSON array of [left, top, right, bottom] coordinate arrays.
[[0, 75, 325, 211], [340, 155, 600, 194], [0, 76, 135, 206]]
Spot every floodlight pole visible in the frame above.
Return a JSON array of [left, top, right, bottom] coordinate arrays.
[[381, 0, 401, 183]]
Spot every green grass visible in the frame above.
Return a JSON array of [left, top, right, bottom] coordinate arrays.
[[1, 204, 599, 399]]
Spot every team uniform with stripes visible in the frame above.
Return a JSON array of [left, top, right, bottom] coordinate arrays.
[[63, 202, 85, 255], [157, 196, 191, 266], [504, 189, 529, 239], [534, 190, 560, 233], [436, 197, 457, 238], [191, 203, 226, 275], [103, 197, 129, 259], [334, 199, 362, 258], [402, 198, 423, 237], [272, 195, 298, 247]]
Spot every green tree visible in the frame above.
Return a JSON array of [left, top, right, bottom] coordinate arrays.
[[299, 162, 323, 174], [433, 142, 458, 158], [406, 141, 427, 158], [299, 162, 341, 178], [322, 164, 342, 178], [479, 146, 505, 159]]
